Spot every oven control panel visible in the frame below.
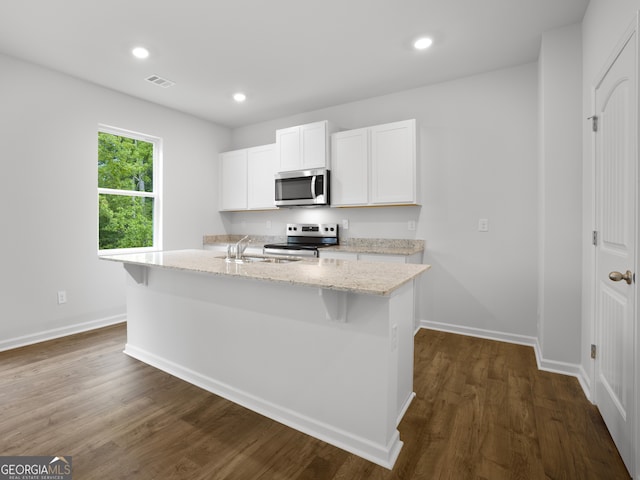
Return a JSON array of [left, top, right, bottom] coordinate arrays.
[[286, 223, 338, 238]]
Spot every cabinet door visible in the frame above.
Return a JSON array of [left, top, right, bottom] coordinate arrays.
[[247, 144, 277, 209], [319, 250, 359, 261], [219, 149, 248, 210], [331, 128, 369, 206], [276, 126, 301, 172], [300, 121, 328, 169], [370, 119, 416, 204], [358, 253, 407, 264]]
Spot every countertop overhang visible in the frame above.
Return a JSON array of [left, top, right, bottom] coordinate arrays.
[[101, 249, 430, 296]]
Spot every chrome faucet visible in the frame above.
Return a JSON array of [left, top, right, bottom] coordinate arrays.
[[225, 235, 251, 263], [235, 235, 250, 260]]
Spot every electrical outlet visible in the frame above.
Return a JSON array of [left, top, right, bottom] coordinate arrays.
[[342, 219, 349, 230], [57, 290, 67, 305], [478, 218, 489, 232], [408, 221, 416, 231]]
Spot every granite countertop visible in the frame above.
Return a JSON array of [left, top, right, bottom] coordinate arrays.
[[102, 249, 430, 296], [329, 238, 424, 255], [203, 235, 425, 256]]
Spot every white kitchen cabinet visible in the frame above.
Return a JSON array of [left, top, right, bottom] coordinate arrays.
[[358, 252, 423, 264], [319, 250, 422, 264], [331, 128, 369, 205], [247, 144, 277, 209], [219, 149, 248, 211], [319, 250, 359, 261], [370, 120, 416, 204], [276, 120, 333, 171], [358, 253, 407, 264], [219, 144, 277, 211], [331, 119, 417, 207]]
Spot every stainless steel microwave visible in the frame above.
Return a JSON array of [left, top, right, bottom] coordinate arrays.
[[275, 168, 330, 207]]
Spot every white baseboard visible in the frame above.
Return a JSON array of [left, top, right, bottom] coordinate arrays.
[[420, 320, 591, 400], [124, 343, 402, 470], [397, 392, 416, 427], [0, 314, 126, 352], [420, 320, 539, 347]]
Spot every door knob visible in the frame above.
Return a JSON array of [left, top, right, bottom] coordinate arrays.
[[609, 270, 633, 285]]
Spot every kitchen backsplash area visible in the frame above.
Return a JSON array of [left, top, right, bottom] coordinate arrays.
[[219, 204, 423, 241], [204, 233, 424, 253]]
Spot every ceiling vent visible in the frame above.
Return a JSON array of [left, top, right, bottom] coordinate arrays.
[[145, 74, 175, 88]]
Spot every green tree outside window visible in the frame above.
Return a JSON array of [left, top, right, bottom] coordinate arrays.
[[98, 131, 157, 250]]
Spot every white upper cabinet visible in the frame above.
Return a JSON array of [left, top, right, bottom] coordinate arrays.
[[247, 144, 277, 209], [331, 119, 417, 207], [276, 120, 333, 171], [331, 128, 369, 205], [219, 149, 248, 211], [276, 126, 301, 172], [219, 144, 277, 211], [370, 120, 416, 205]]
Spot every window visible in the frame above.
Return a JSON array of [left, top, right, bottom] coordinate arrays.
[[97, 126, 162, 254]]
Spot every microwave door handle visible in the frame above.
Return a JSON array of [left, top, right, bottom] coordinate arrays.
[[311, 175, 317, 198]]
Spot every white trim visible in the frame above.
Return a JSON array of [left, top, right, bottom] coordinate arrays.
[[396, 392, 416, 427], [124, 343, 403, 470], [98, 245, 159, 257], [98, 124, 160, 144], [420, 320, 539, 347], [420, 320, 591, 400], [97, 187, 155, 198], [0, 314, 126, 352]]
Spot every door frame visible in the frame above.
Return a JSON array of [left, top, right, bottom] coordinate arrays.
[[590, 12, 639, 479]]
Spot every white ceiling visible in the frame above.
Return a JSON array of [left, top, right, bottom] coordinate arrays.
[[0, 0, 588, 128]]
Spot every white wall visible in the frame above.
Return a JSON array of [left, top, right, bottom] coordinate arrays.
[[538, 24, 583, 366], [0, 53, 230, 349], [228, 64, 540, 340]]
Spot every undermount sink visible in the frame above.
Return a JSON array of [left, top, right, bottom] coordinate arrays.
[[225, 255, 301, 264]]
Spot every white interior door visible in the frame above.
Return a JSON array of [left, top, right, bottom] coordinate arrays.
[[594, 22, 637, 477]]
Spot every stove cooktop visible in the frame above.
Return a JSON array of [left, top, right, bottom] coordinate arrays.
[[263, 223, 339, 256]]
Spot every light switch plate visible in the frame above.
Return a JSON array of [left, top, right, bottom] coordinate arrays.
[[478, 218, 489, 232]]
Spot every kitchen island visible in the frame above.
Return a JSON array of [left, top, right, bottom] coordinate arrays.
[[102, 249, 430, 469]]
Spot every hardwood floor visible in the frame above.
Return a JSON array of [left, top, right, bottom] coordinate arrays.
[[0, 324, 630, 479]]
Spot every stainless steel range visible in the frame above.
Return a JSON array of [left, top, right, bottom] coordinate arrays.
[[263, 223, 338, 257]]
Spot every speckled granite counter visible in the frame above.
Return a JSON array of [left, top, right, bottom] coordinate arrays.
[[203, 235, 425, 256], [202, 234, 285, 246], [102, 249, 429, 296], [329, 238, 424, 256]]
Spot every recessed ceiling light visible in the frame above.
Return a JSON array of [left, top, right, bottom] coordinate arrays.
[[413, 37, 433, 50], [132, 47, 150, 59], [233, 92, 247, 103]]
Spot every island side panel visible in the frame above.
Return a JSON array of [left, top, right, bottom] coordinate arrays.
[[390, 279, 416, 424], [122, 266, 413, 468]]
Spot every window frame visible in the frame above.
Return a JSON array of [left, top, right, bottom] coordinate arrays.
[[97, 124, 163, 256]]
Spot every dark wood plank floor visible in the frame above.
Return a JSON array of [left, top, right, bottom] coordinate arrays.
[[0, 324, 630, 479]]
